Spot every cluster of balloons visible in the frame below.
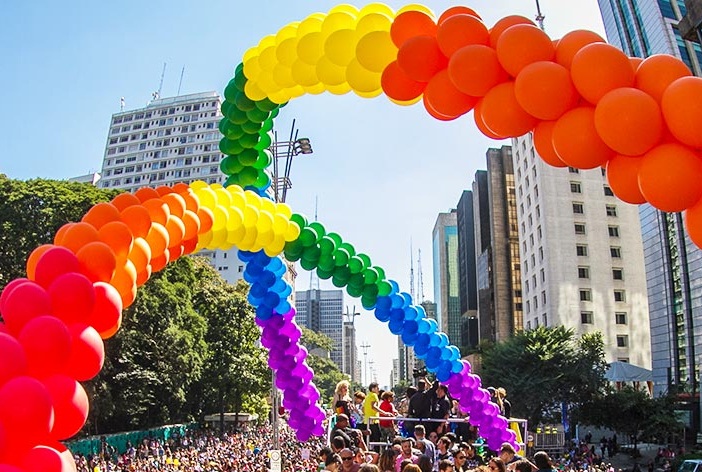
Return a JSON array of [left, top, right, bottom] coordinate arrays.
[[219, 64, 283, 191], [240, 251, 325, 442], [190, 182, 300, 256]]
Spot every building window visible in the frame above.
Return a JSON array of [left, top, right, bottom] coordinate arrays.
[[606, 204, 618, 217], [569, 167, 579, 174], [541, 290, 546, 304], [573, 202, 584, 214], [576, 244, 588, 256], [615, 312, 627, 325], [575, 223, 586, 235], [579, 289, 592, 301], [604, 185, 614, 196], [612, 268, 624, 280], [542, 313, 547, 327], [608, 226, 620, 237], [570, 181, 582, 193], [614, 290, 626, 302], [616, 335, 628, 347], [578, 266, 590, 279], [581, 311, 594, 324], [610, 246, 622, 258]]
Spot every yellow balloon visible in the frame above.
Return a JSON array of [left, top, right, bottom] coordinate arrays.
[[244, 190, 262, 208], [258, 46, 278, 72], [324, 29, 358, 67], [228, 225, 247, 246], [275, 202, 293, 218], [284, 221, 301, 241], [322, 11, 357, 35], [226, 184, 245, 196], [268, 89, 292, 104], [229, 191, 247, 211], [346, 59, 382, 94], [242, 46, 259, 65], [214, 188, 233, 208], [239, 227, 259, 250], [358, 3, 395, 18], [356, 30, 397, 73], [211, 206, 229, 232], [276, 37, 299, 67], [257, 34, 276, 51], [316, 57, 347, 86], [210, 183, 224, 190], [276, 23, 299, 43], [272, 214, 289, 235], [257, 210, 274, 233], [389, 95, 422, 106], [397, 4, 435, 18], [210, 228, 228, 250], [243, 55, 263, 82], [329, 4, 360, 16], [297, 32, 325, 66], [356, 13, 392, 36], [243, 205, 260, 229], [254, 74, 280, 95], [226, 207, 245, 232], [284, 84, 306, 99], [260, 198, 277, 214], [272, 63, 296, 88], [354, 88, 383, 99], [291, 59, 320, 87], [303, 82, 326, 95], [326, 82, 352, 95], [197, 231, 213, 248], [194, 187, 217, 209], [297, 14, 324, 37], [189, 180, 208, 190], [257, 230, 276, 248]]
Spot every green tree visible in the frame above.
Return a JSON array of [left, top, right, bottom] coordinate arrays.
[[0, 175, 119, 290], [301, 327, 345, 405], [480, 326, 607, 427]]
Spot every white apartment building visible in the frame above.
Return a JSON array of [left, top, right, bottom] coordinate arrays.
[[99, 91, 244, 285], [512, 133, 651, 368]]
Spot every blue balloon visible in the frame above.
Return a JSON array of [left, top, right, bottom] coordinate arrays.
[[259, 270, 277, 288], [441, 347, 453, 361], [414, 341, 430, 358], [428, 333, 441, 347], [390, 294, 404, 309], [389, 308, 405, 323], [415, 305, 426, 319], [403, 320, 419, 335], [436, 365, 452, 382], [427, 346, 442, 362], [238, 250, 255, 262], [271, 279, 287, 293], [389, 318, 405, 335], [275, 300, 291, 314], [249, 282, 268, 298], [247, 293, 264, 306], [401, 330, 419, 346], [403, 306, 419, 320], [267, 256, 285, 274], [389, 279, 400, 292], [376, 296, 392, 311], [254, 250, 272, 267], [415, 333, 431, 349], [278, 284, 292, 299], [263, 291, 281, 308], [448, 346, 461, 361], [374, 307, 391, 322], [426, 318, 439, 333], [451, 360, 464, 374], [417, 319, 432, 334], [256, 305, 274, 320], [400, 292, 412, 307], [425, 354, 441, 370], [245, 263, 265, 278], [437, 333, 449, 348]]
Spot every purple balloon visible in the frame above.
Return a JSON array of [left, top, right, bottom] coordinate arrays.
[[296, 429, 311, 442]]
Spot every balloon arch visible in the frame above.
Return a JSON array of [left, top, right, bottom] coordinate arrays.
[[3, 3, 702, 470]]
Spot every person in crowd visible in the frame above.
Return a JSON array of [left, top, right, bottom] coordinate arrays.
[[427, 431, 439, 445], [408, 379, 433, 426], [334, 380, 353, 417], [352, 391, 367, 428], [438, 459, 455, 472], [395, 437, 420, 472], [429, 385, 451, 436], [378, 448, 398, 472], [498, 442, 524, 467], [379, 391, 399, 443], [326, 453, 343, 472], [489, 457, 507, 472], [320, 446, 334, 471], [436, 437, 452, 464], [332, 414, 367, 452], [452, 449, 468, 472], [413, 425, 435, 467], [341, 448, 362, 472], [533, 452, 556, 472], [459, 442, 483, 469], [363, 382, 384, 448], [404, 465, 423, 472], [417, 454, 433, 472], [496, 388, 512, 418], [361, 465, 380, 472], [400, 386, 418, 433]]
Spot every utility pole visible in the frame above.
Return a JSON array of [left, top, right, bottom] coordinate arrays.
[[535, 0, 546, 31], [361, 342, 371, 387], [345, 306, 361, 383]]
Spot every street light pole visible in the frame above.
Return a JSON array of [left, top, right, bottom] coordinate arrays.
[[345, 306, 360, 383], [361, 342, 370, 387]]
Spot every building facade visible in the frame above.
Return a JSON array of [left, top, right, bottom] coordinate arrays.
[[295, 289, 344, 370], [432, 211, 461, 345], [597, 0, 702, 399], [99, 92, 245, 285], [512, 133, 651, 369], [456, 190, 479, 349], [343, 320, 360, 383]]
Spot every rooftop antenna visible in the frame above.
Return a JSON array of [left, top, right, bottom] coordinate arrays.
[[417, 248, 425, 302], [120, 97, 125, 112], [409, 239, 415, 300], [153, 62, 166, 101], [308, 196, 320, 291], [177, 66, 185, 96], [535, 0, 546, 31]]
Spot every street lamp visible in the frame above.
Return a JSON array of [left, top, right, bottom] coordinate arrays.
[[271, 119, 313, 203]]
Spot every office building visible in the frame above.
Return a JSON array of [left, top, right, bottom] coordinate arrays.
[[295, 289, 344, 370], [456, 190, 479, 349], [597, 0, 702, 401], [343, 320, 360, 383], [68, 172, 101, 185], [390, 358, 401, 389], [511, 133, 651, 369], [432, 210, 461, 345]]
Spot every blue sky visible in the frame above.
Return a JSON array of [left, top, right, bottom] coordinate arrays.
[[1, 1, 606, 386]]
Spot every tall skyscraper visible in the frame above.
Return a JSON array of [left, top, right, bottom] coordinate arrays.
[[456, 190, 478, 349], [597, 0, 702, 399], [343, 320, 360, 383], [99, 92, 245, 285], [295, 289, 344, 370], [472, 146, 524, 343], [432, 211, 461, 345], [512, 133, 651, 369]]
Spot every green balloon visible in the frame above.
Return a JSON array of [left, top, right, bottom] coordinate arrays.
[[234, 69, 247, 91], [377, 280, 393, 297], [318, 235, 337, 255], [302, 245, 321, 263], [375, 266, 386, 281], [227, 106, 250, 125], [224, 79, 239, 102], [298, 227, 318, 247], [317, 254, 336, 272], [255, 97, 278, 112], [339, 242, 356, 257], [334, 248, 350, 267], [252, 150, 273, 170], [219, 137, 241, 155], [219, 120, 245, 140], [224, 174, 241, 188], [347, 284, 363, 298], [332, 275, 347, 288], [327, 232, 343, 248], [246, 107, 270, 124], [317, 267, 335, 280], [290, 213, 308, 229], [238, 166, 258, 187], [238, 148, 259, 166], [234, 91, 256, 112], [348, 256, 365, 274], [334, 265, 351, 282], [362, 283, 379, 298], [254, 132, 273, 151], [348, 272, 365, 289], [239, 133, 259, 149], [300, 257, 317, 272], [253, 171, 270, 188], [308, 222, 326, 239], [241, 120, 263, 134], [220, 156, 244, 175], [283, 240, 304, 261], [221, 101, 234, 118], [271, 107, 282, 118], [361, 295, 377, 310], [363, 267, 379, 285], [261, 118, 274, 132], [357, 253, 372, 270]]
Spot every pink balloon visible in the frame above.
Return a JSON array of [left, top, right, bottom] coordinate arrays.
[[86, 282, 122, 336], [0, 465, 24, 472], [0, 279, 30, 314], [19, 316, 71, 378], [0, 333, 28, 388], [0, 281, 52, 334], [0, 376, 54, 444], [64, 324, 104, 381], [42, 375, 89, 441], [21, 446, 64, 472], [34, 247, 80, 289], [48, 273, 95, 326]]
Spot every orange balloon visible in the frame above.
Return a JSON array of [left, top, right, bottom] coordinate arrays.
[[98, 310, 122, 339], [53, 223, 74, 247], [134, 187, 160, 203], [605, 155, 647, 204], [629, 57, 643, 73], [496, 24, 555, 77], [110, 260, 137, 308], [197, 207, 214, 235], [635, 54, 692, 103], [135, 266, 152, 286], [165, 215, 185, 248], [81, 203, 121, 230], [436, 14, 488, 57], [168, 245, 185, 262], [58, 222, 100, 254], [177, 188, 200, 213], [390, 10, 437, 48], [26, 245, 53, 280], [181, 210, 201, 240], [448, 45, 508, 97], [533, 121, 566, 167], [422, 95, 455, 121], [423, 69, 478, 119], [145, 222, 170, 257], [76, 242, 117, 283], [554, 30, 605, 69], [111, 192, 141, 211], [552, 106, 615, 169], [515, 61, 578, 120], [594, 87, 663, 156], [155, 185, 173, 197], [98, 221, 134, 262], [172, 182, 190, 193], [182, 237, 198, 255], [397, 35, 448, 82], [480, 81, 538, 138], [473, 99, 507, 139], [381, 60, 427, 101], [143, 198, 170, 226], [162, 193, 186, 218], [128, 237, 152, 274], [489, 15, 534, 49], [120, 205, 152, 239], [638, 143, 702, 212], [438, 6, 481, 24], [684, 198, 702, 248], [150, 252, 170, 273], [661, 76, 702, 148], [571, 43, 634, 104]]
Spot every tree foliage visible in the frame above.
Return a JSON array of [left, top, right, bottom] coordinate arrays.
[[300, 327, 345, 405], [480, 326, 608, 427]]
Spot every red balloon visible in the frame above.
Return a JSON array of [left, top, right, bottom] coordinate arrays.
[[635, 54, 692, 103], [0, 465, 23, 472], [473, 99, 506, 139], [638, 143, 702, 212], [48, 273, 95, 326], [436, 14, 489, 57], [381, 61, 427, 102], [496, 24, 555, 77], [0, 376, 54, 444], [533, 121, 566, 167], [0, 333, 27, 388], [515, 61, 578, 120], [423, 69, 478, 119], [448, 45, 508, 97], [0, 279, 30, 314], [87, 282, 123, 339], [64, 323, 104, 381], [606, 155, 647, 204], [480, 81, 538, 138], [661, 76, 702, 149], [552, 106, 615, 169], [422, 96, 454, 121], [0, 281, 51, 334], [594, 87, 663, 156], [390, 10, 437, 48], [33, 247, 80, 289], [438, 6, 481, 24], [42, 375, 89, 440], [571, 43, 635, 104], [21, 446, 64, 472], [555, 30, 605, 69], [397, 35, 448, 82], [19, 316, 71, 378], [489, 15, 534, 49]]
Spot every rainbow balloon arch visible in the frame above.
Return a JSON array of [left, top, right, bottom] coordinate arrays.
[[3, 3, 702, 470]]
